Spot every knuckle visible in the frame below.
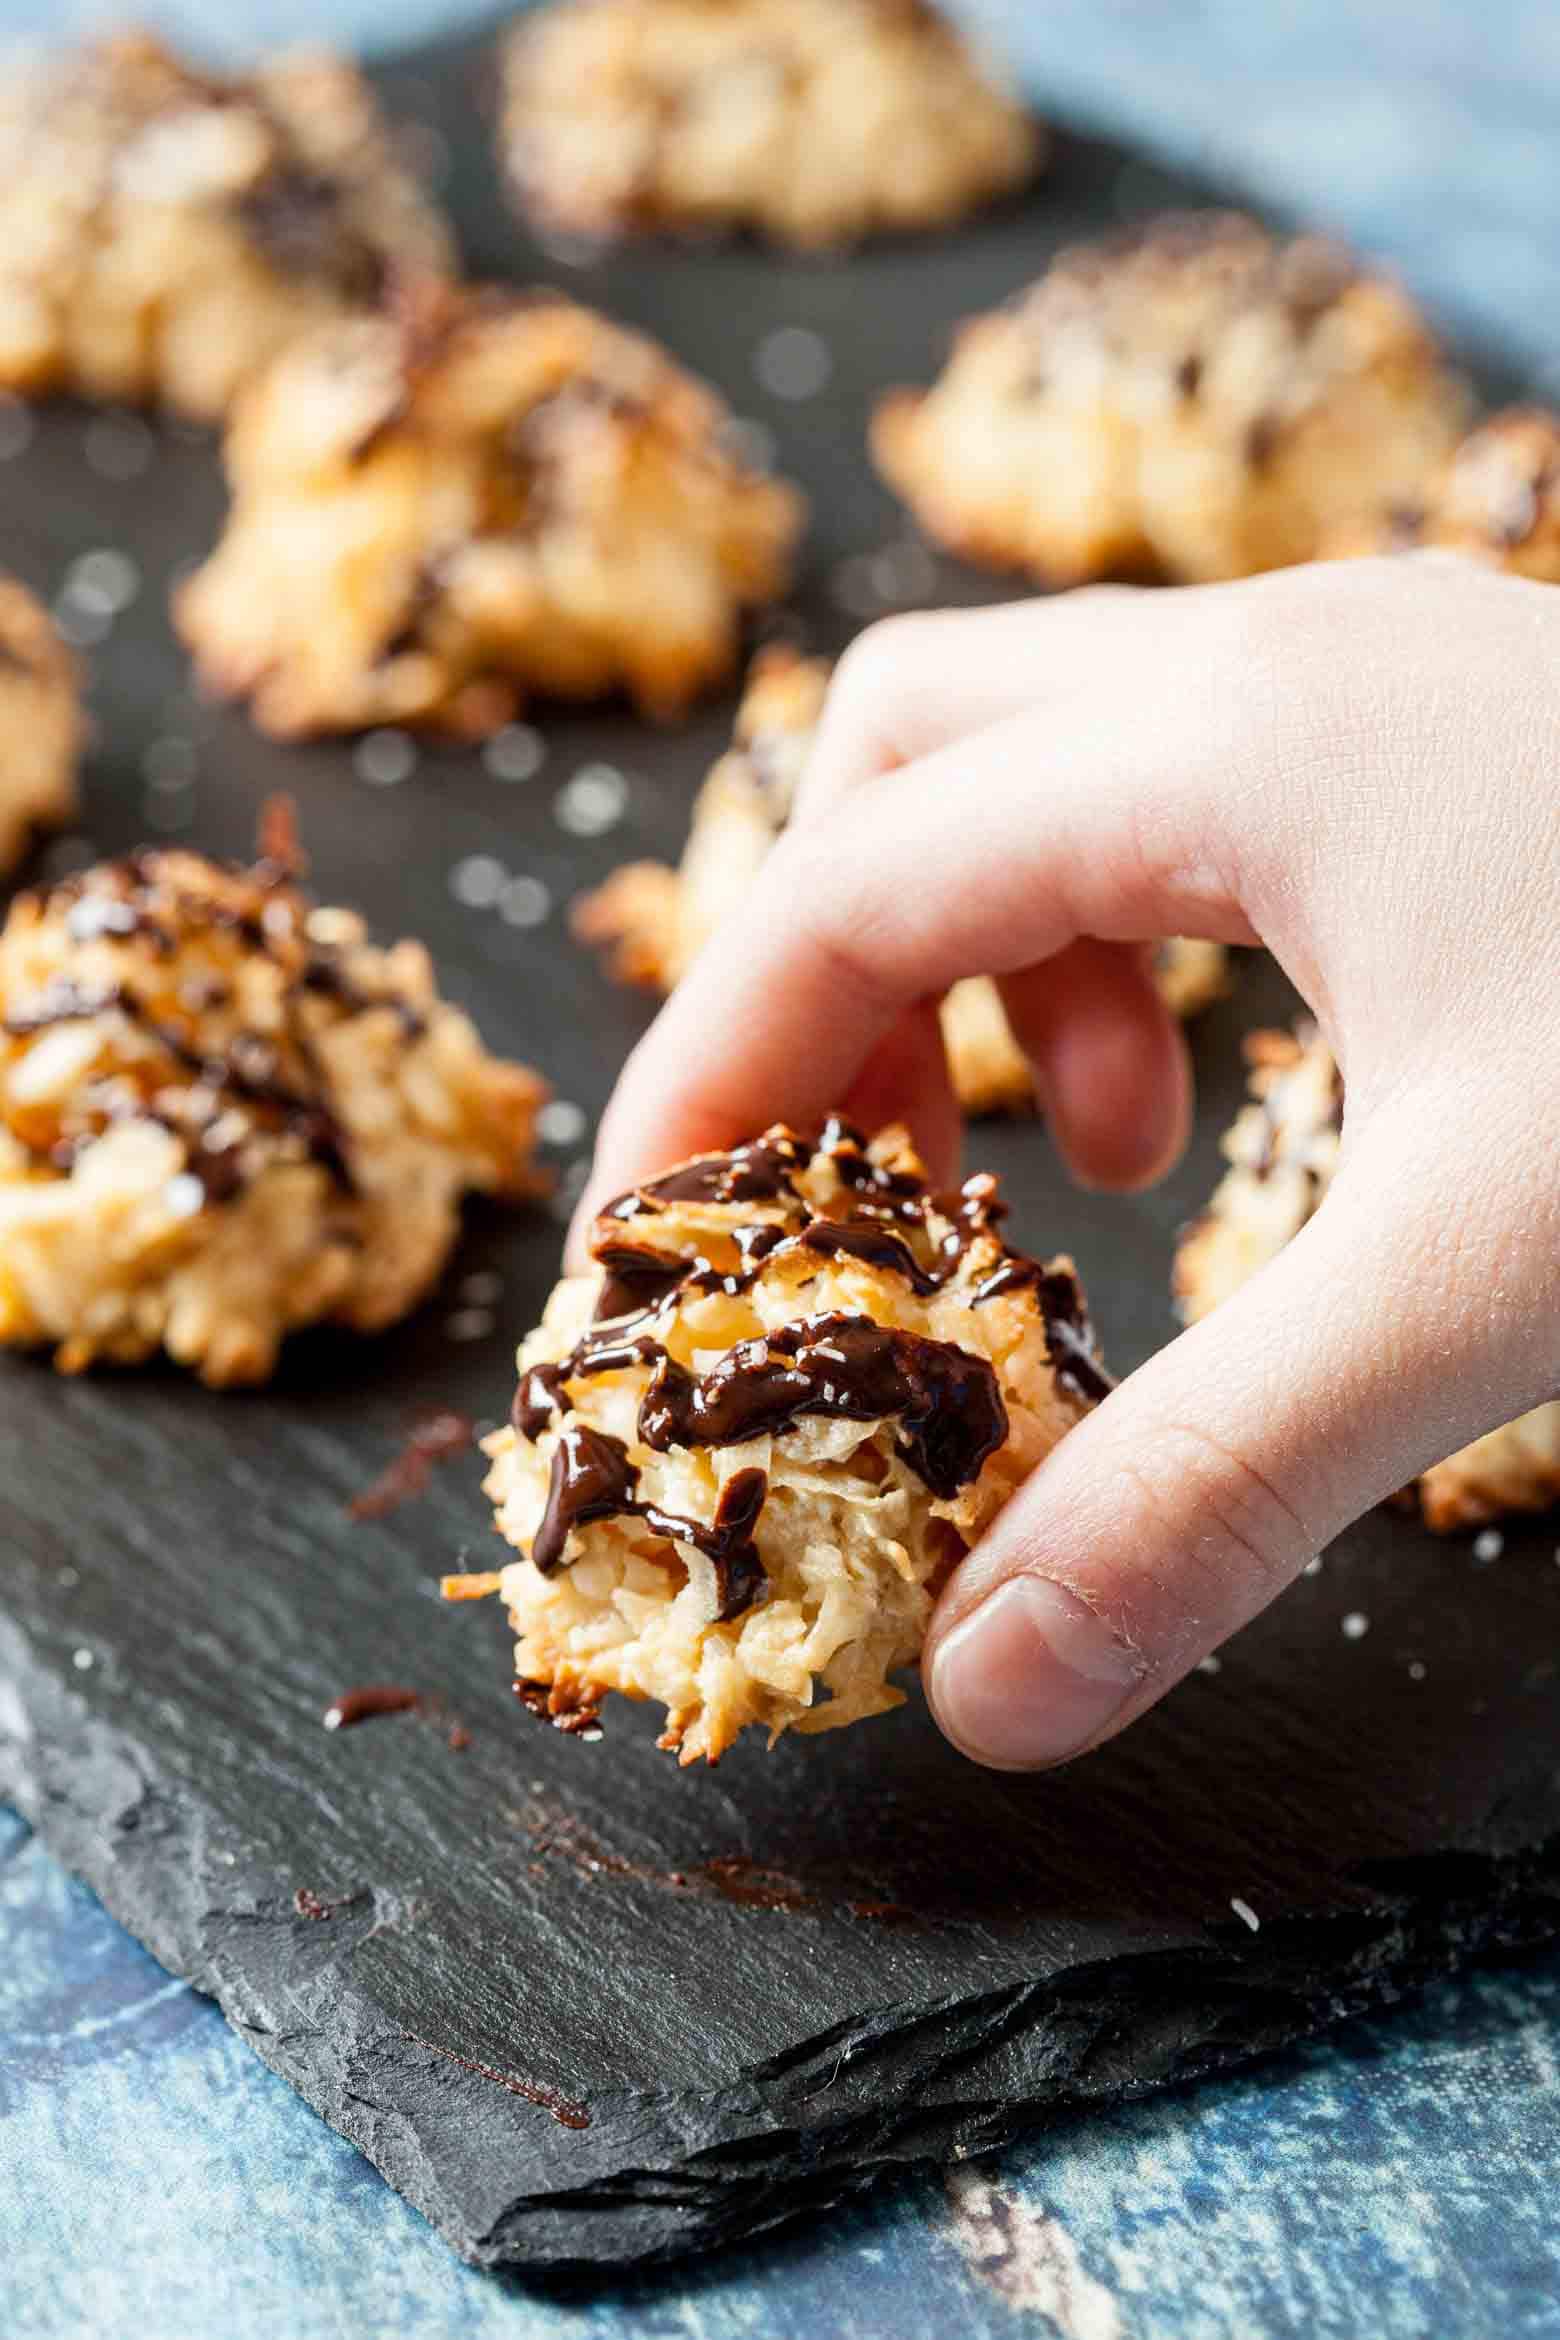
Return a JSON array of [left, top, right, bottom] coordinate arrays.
[[1118, 1419, 1315, 1620], [829, 612, 947, 718]]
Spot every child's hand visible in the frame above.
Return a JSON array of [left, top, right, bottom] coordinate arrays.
[[575, 557, 1560, 1769]]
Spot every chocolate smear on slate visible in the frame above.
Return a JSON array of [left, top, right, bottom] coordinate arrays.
[[400, 2032, 591, 2130], [322, 1684, 424, 1731], [349, 1410, 474, 1520]]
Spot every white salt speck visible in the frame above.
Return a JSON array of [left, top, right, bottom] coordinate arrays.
[[53, 597, 112, 649], [1229, 1895, 1261, 1932], [84, 413, 155, 481], [1341, 1610, 1370, 1641], [451, 853, 507, 909], [533, 226, 604, 270], [538, 1099, 587, 1148], [446, 1307, 495, 1342], [57, 1566, 80, 1589], [1302, 1556, 1324, 1578], [72, 1647, 94, 1672], [498, 873, 550, 928], [1408, 1660, 1427, 1682], [458, 1270, 504, 1307], [831, 555, 887, 619], [1472, 1529, 1504, 1563], [64, 547, 139, 617], [0, 395, 35, 460], [143, 790, 195, 834], [722, 415, 777, 473], [555, 762, 628, 837], [1196, 1653, 1222, 1675], [754, 325, 833, 402], [869, 539, 939, 606], [355, 729, 417, 786], [484, 723, 546, 783], [164, 1174, 206, 1218], [141, 736, 197, 791]]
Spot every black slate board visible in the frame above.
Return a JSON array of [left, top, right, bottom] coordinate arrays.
[[1, 20, 1556, 2279]]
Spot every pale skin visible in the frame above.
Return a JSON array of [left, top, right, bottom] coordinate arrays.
[[572, 555, 1560, 1770]]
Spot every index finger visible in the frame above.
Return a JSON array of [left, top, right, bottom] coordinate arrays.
[[573, 686, 1257, 1233]]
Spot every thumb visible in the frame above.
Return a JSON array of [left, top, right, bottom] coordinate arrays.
[[924, 1133, 1553, 1770]]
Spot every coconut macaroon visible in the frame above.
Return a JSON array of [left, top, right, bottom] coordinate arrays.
[[175, 286, 805, 738], [1175, 1023, 1560, 1533], [499, 0, 1041, 252], [0, 815, 544, 1385], [871, 211, 1467, 587], [0, 30, 454, 423], [575, 646, 1227, 1116], [0, 581, 83, 877], [455, 1120, 1106, 1762], [1327, 407, 1560, 580]]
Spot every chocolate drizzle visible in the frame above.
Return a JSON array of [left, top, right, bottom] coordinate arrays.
[[0, 842, 430, 1209], [532, 1424, 768, 1621], [639, 1314, 1006, 1502], [972, 1261, 1115, 1406], [509, 1122, 1104, 1614]]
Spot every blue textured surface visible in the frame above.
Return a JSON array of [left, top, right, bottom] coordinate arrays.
[[5, 4, 1560, 2332], [7, 1802, 1560, 2337]]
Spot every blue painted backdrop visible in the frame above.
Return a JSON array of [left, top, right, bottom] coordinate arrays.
[[5, 4, 1560, 2333]]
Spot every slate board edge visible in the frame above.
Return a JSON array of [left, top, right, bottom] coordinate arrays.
[[8, 1631, 1560, 2276]]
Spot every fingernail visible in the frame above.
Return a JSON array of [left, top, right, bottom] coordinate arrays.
[[929, 1576, 1145, 1770]]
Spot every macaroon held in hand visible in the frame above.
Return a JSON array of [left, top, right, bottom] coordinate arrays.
[[572, 556, 1560, 1771]]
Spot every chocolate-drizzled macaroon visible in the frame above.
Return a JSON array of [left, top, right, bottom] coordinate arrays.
[[872, 210, 1467, 585], [0, 30, 454, 421], [0, 808, 544, 1383], [1175, 1023, 1560, 1533], [450, 1120, 1106, 1763], [575, 646, 1230, 1118]]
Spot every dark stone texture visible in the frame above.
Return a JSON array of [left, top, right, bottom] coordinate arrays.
[[0, 27, 1552, 2277]]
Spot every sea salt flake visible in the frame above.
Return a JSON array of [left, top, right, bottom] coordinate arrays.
[[64, 547, 139, 616], [483, 723, 546, 783], [498, 874, 550, 927], [1472, 1529, 1504, 1563], [538, 1099, 587, 1147], [446, 1307, 496, 1343], [451, 853, 506, 909], [555, 763, 628, 837], [354, 729, 417, 787], [754, 325, 833, 402], [1341, 1610, 1370, 1640], [1229, 1896, 1260, 1932]]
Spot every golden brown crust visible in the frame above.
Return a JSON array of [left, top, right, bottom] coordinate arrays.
[[872, 211, 1467, 585], [0, 30, 454, 420], [470, 1118, 1103, 1761], [574, 647, 1229, 1111], [0, 833, 544, 1383], [500, 0, 1042, 251], [1174, 1022, 1560, 1532], [1327, 407, 1560, 580], [175, 287, 805, 737], [0, 581, 82, 875]]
